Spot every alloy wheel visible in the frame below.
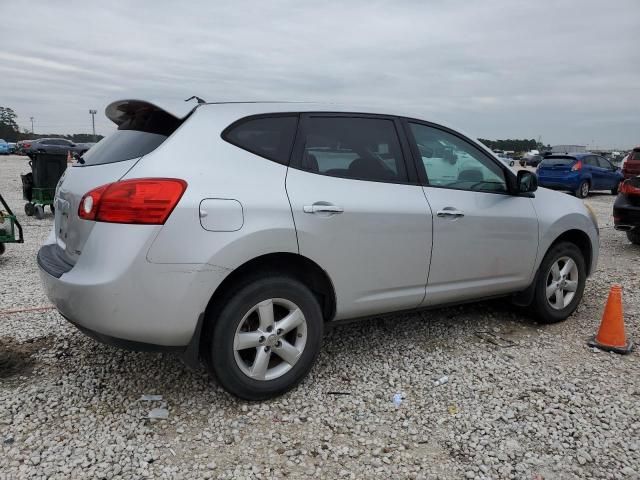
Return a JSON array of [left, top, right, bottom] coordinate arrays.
[[545, 256, 579, 310], [233, 298, 308, 381]]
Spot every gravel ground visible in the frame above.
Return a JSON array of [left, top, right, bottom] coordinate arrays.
[[1, 154, 639, 480]]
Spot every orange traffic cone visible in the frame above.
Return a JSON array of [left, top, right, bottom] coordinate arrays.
[[588, 284, 633, 354]]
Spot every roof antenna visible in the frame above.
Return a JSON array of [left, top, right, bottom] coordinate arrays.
[[184, 95, 206, 104]]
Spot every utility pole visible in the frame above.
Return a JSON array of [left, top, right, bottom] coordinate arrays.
[[89, 109, 97, 142], [30, 117, 34, 134]]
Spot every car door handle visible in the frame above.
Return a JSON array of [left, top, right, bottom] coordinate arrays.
[[437, 208, 464, 219], [303, 204, 344, 215]]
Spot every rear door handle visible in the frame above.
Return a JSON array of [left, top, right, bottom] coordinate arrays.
[[303, 204, 344, 215], [437, 208, 464, 219]]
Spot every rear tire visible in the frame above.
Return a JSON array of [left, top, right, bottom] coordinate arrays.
[[532, 242, 586, 324], [611, 184, 619, 195], [24, 203, 34, 216], [575, 181, 589, 198], [627, 230, 640, 245], [0, 243, 5, 256], [205, 275, 323, 400]]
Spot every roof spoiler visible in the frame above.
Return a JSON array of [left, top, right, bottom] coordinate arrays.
[[105, 99, 200, 127]]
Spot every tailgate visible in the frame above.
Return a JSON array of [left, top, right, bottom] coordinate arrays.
[[53, 98, 197, 265]]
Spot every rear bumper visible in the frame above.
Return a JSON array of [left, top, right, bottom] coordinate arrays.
[[613, 195, 640, 230], [38, 224, 230, 348]]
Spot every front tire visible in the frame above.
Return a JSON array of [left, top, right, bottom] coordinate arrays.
[[611, 184, 619, 195], [627, 230, 640, 245], [575, 181, 590, 198], [205, 276, 323, 400], [532, 242, 586, 323]]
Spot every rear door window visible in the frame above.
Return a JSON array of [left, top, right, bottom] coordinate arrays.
[[223, 115, 298, 165], [80, 109, 182, 166], [293, 116, 408, 183]]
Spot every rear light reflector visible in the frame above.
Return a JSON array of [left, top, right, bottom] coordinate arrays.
[[571, 160, 582, 171], [78, 178, 187, 224], [620, 180, 640, 196]]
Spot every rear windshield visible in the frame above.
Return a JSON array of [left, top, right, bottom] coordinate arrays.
[[540, 156, 576, 166], [632, 150, 640, 161], [80, 108, 182, 166]]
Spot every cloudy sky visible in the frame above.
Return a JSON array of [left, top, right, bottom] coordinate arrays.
[[1, 0, 638, 148]]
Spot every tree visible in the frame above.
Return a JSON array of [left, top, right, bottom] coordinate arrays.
[[0, 107, 19, 141]]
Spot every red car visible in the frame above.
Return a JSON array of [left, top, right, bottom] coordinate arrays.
[[614, 177, 640, 245], [621, 147, 640, 179]]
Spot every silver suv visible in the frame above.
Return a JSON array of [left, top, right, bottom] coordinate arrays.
[[39, 100, 599, 399]]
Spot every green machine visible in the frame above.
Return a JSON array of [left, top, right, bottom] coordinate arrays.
[[0, 193, 24, 256]]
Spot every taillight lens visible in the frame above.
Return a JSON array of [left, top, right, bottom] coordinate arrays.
[[78, 178, 187, 224], [571, 160, 582, 171], [620, 180, 640, 196]]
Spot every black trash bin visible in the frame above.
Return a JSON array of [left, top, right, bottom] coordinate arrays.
[[31, 154, 67, 189], [23, 153, 67, 219]]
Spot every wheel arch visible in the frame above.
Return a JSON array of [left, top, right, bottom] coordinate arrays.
[[204, 251, 335, 325], [547, 229, 593, 276]]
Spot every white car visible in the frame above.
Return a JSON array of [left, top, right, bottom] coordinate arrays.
[[38, 100, 599, 399]]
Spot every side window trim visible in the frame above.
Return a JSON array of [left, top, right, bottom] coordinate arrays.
[[289, 112, 417, 186], [221, 113, 300, 166], [400, 117, 515, 194]]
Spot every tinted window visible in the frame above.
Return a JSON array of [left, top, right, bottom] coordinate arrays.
[[224, 115, 298, 165], [81, 108, 182, 166], [632, 150, 640, 161], [584, 156, 598, 166], [540, 157, 575, 166], [409, 123, 506, 192], [298, 117, 407, 183], [596, 157, 611, 169]]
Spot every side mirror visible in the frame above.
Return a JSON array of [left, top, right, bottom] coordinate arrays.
[[517, 170, 538, 194]]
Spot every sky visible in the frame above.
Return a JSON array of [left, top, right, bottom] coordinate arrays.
[[1, 0, 638, 149]]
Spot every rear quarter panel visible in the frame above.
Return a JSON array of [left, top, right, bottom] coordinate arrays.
[[130, 105, 299, 269]]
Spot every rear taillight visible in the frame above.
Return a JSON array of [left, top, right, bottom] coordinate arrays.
[[571, 160, 582, 171], [24, 143, 31, 148], [78, 178, 187, 224], [620, 180, 640, 196]]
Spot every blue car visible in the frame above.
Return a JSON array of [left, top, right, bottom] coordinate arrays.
[[0, 139, 9, 155], [537, 153, 624, 198]]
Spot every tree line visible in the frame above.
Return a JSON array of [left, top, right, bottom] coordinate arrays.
[[477, 138, 541, 152], [0, 106, 103, 143]]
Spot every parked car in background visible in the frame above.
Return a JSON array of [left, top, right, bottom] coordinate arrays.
[[525, 155, 543, 168], [621, 147, 640, 180], [537, 153, 624, 198], [613, 176, 640, 245], [7, 142, 16, 153], [25, 138, 88, 158], [39, 99, 599, 400], [16, 140, 33, 154], [0, 139, 9, 155], [73, 142, 96, 158]]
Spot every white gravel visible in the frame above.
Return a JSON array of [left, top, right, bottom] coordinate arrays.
[[1, 155, 639, 479]]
